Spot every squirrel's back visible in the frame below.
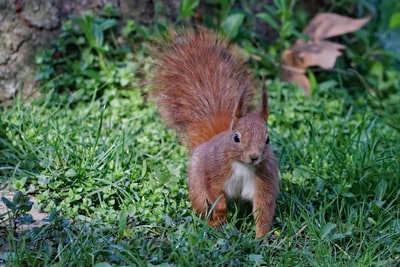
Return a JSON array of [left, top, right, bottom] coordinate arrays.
[[153, 28, 254, 150]]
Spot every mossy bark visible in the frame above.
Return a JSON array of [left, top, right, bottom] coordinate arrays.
[[0, 0, 155, 106]]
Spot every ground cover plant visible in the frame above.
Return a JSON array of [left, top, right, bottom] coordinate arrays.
[[1, 1, 399, 266]]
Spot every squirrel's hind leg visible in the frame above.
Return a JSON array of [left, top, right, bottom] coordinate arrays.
[[188, 176, 228, 226], [188, 164, 228, 226]]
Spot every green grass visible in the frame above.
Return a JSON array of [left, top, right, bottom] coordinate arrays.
[[1, 79, 399, 266]]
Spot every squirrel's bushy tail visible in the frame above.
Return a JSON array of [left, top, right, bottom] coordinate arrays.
[[152, 28, 254, 150]]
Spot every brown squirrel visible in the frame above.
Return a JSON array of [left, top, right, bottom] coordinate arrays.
[[152, 28, 280, 238]]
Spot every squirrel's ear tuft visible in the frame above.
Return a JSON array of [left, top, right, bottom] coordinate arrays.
[[231, 89, 246, 130], [258, 83, 269, 121]]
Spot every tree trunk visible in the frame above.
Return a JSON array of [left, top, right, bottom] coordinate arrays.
[[0, 0, 154, 106]]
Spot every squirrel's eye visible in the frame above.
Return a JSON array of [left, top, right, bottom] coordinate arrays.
[[266, 136, 270, 145], [234, 133, 240, 143]]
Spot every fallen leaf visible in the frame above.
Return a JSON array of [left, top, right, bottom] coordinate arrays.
[[303, 13, 371, 41], [280, 67, 311, 95], [291, 40, 345, 69], [280, 12, 370, 95]]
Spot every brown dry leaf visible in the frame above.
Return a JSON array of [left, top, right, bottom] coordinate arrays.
[[281, 50, 310, 94], [280, 12, 370, 95], [280, 67, 311, 95], [291, 40, 345, 69], [303, 13, 371, 41]]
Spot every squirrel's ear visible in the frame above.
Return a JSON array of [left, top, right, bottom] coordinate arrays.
[[258, 83, 269, 121], [231, 90, 246, 129]]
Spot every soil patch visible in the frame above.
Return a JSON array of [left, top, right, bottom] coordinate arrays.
[[0, 190, 48, 264]]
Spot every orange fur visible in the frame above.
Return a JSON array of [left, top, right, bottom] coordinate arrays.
[[152, 27, 280, 238], [153, 28, 254, 150]]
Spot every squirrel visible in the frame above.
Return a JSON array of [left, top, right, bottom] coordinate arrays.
[[152, 28, 280, 238]]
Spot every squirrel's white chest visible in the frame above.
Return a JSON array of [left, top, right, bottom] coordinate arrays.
[[224, 161, 255, 201]]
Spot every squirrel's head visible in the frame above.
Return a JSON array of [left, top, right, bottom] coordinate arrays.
[[230, 88, 270, 165]]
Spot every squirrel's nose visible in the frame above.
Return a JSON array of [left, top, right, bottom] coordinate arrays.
[[249, 153, 260, 162]]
